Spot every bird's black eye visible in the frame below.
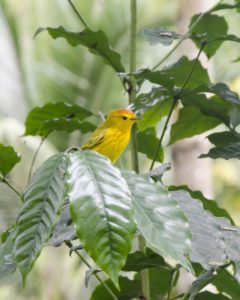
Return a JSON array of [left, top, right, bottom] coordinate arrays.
[[122, 116, 128, 120]]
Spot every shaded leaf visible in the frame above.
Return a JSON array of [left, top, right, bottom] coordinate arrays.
[[44, 26, 125, 72], [143, 27, 184, 46], [137, 98, 172, 131], [24, 102, 94, 137], [0, 144, 21, 175], [68, 150, 136, 287], [13, 153, 69, 282], [207, 131, 240, 147], [188, 270, 215, 300], [122, 171, 192, 271], [189, 14, 228, 58], [200, 142, 240, 159], [229, 106, 240, 129], [210, 2, 240, 12], [123, 248, 166, 272], [207, 34, 240, 45], [137, 128, 164, 162], [195, 291, 231, 300], [212, 270, 240, 299], [90, 276, 141, 300], [169, 106, 220, 145]]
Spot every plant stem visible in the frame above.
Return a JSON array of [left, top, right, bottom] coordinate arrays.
[[129, 1, 150, 299], [150, 44, 205, 171], [65, 241, 118, 300], [28, 134, 48, 183], [67, 0, 88, 28], [0, 176, 23, 200], [152, 0, 223, 70]]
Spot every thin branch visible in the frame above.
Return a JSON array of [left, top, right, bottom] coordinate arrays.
[[67, 0, 88, 28], [65, 241, 118, 300], [150, 44, 205, 171], [0, 176, 23, 200], [28, 134, 49, 183], [152, 0, 224, 70]]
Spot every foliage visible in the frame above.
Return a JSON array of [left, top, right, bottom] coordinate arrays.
[[1, 1, 240, 300]]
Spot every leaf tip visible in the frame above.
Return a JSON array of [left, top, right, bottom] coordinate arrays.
[[33, 27, 46, 40]]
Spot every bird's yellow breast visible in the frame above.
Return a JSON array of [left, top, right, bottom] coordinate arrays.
[[92, 127, 131, 163]]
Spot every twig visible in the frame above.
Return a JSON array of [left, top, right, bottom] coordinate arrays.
[[67, 0, 88, 28], [28, 134, 48, 183], [150, 43, 205, 171], [0, 176, 23, 200], [152, 0, 224, 70], [65, 241, 118, 300]]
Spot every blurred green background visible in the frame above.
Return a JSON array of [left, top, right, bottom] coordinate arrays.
[[0, 0, 240, 299]]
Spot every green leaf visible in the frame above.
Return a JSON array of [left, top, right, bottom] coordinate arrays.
[[207, 131, 240, 147], [123, 248, 166, 272], [44, 26, 125, 72], [207, 34, 240, 45], [212, 270, 240, 299], [208, 83, 240, 105], [169, 107, 220, 145], [181, 93, 230, 125], [188, 270, 215, 300], [189, 14, 228, 58], [171, 190, 227, 269], [195, 291, 231, 300], [170, 185, 234, 224], [200, 142, 240, 159], [137, 99, 172, 131], [143, 28, 184, 46], [0, 144, 21, 175], [229, 106, 240, 129], [13, 153, 69, 282], [0, 234, 16, 280], [122, 171, 192, 271], [90, 276, 141, 300], [24, 102, 94, 137], [68, 150, 136, 287], [210, 2, 240, 13], [137, 128, 164, 162]]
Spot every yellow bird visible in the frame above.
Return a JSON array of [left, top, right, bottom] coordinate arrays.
[[82, 108, 138, 163]]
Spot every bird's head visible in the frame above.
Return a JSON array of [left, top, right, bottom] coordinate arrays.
[[105, 108, 139, 130]]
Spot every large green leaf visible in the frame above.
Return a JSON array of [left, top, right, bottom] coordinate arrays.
[[212, 270, 240, 299], [122, 171, 192, 271], [137, 128, 164, 162], [200, 142, 240, 159], [207, 131, 240, 147], [137, 99, 172, 131], [13, 153, 69, 282], [44, 26, 125, 72], [169, 106, 220, 145], [0, 144, 21, 176], [24, 102, 94, 137], [68, 150, 136, 287], [189, 14, 228, 58]]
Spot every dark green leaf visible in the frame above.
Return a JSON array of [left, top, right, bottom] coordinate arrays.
[[189, 14, 228, 58], [234, 261, 240, 283], [169, 106, 220, 145], [137, 128, 164, 162], [210, 2, 240, 13], [0, 144, 21, 175], [68, 150, 136, 287], [45, 26, 125, 72], [123, 248, 166, 272], [207, 34, 240, 45], [170, 185, 234, 224], [24, 102, 94, 136], [212, 270, 240, 299], [209, 83, 240, 105], [181, 93, 230, 125], [188, 270, 215, 300], [90, 276, 141, 300], [122, 171, 192, 271], [13, 153, 69, 282], [195, 291, 231, 300], [137, 99, 172, 131], [207, 131, 240, 147], [143, 28, 184, 46], [200, 142, 240, 159], [229, 106, 240, 129]]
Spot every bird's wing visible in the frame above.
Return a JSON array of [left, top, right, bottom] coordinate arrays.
[[82, 129, 106, 150]]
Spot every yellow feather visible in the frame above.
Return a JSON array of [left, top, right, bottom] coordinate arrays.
[[82, 108, 137, 163]]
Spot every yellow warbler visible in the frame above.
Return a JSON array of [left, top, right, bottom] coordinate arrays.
[[82, 108, 138, 163]]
